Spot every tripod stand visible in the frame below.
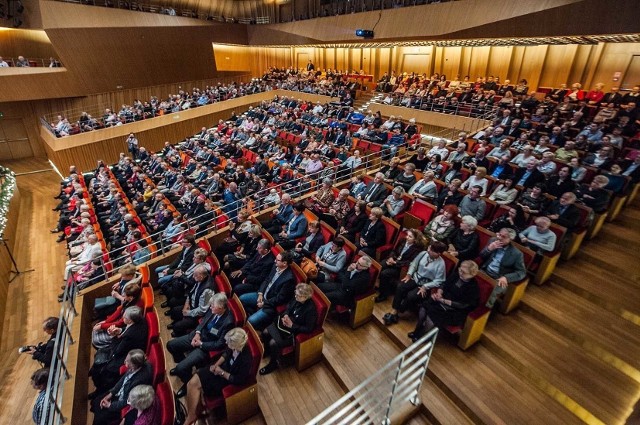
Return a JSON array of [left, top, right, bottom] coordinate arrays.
[[1, 238, 35, 283]]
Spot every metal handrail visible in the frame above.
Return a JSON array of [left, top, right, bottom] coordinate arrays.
[[308, 328, 438, 425], [0, 57, 63, 68]]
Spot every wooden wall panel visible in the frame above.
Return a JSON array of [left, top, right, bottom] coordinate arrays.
[[350, 48, 362, 72], [441, 47, 463, 80], [538, 44, 578, 88], [590, 43, 640, 91], [0, 29, 58, 61], [517, 45, 548, 93], [567, 44, 594, 90], [0, 186, 21, 352], [487, 46, 513, 83], [468, 46, 490, 80]]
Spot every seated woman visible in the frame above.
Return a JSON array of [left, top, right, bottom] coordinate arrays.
[[487, 205, 526, 235], [184, 328, 252, 425], [381, 186, 407, 219], [292, 221, 324, 263], [448, 216, 480, 262], [214, 210, 254, 260], [306, 178, 335, 215], [424, 204, 459, 243], [259, 283, 317, 375], [408, 260, 480, 342], [223, 224, 262, 272], [320, 189, 351, 231], [338, 200, 368, 243], [408, 147, 430, 172], [376, 229, 426, 303], [461, 167, 489, 196], [516, 183, 548, 215], [355, 207, 386, 257], [489, 177, 519, 205], [442, 160, 463, 185], [425, 154, 444, 179], [121, 385, 160, 425], [92, 283, 143, 350], [380, 157, 403, 184]]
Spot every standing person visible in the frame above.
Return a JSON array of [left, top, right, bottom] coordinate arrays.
[[19, 317, 59, 368], [31, 368, 50, 425], [126, 133, 139, 160]]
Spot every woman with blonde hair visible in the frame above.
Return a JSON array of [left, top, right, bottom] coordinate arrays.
[[183, 328, 252, 425]]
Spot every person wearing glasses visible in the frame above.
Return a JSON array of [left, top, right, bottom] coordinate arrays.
[[259, 283, 317, 375], [317, 256, 372, 308]]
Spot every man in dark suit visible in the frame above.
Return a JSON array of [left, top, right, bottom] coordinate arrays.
[[355, 207, 387, 257], [252, 156, 269, 177], [91, 306, 149, 392], [306, 60, 315, 71], [359, 172, 389, 207], [514, 159, 545, 188], [239, 251, 297, 331], [489, 155, 514, 180], [478, 228, 526, 308], [600, 87, 624, 106], [167, 293, 234, 390], [155, 234, 197, 288], [544, 192, 581, 232], [318, 256, 372, 307], [464, 148, 491, 171], [230, 239, 275, 295], [90, 349, 153, 425], [264, 193, 294, 234]]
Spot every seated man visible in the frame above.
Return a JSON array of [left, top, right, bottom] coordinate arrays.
[[383, 241, 447, 325], [167, 265, 215, 337], [478, 228, 526, 308], [544, 192, 580, 232], [274, 203, 308, 246], [229, 239, 275, 296], [155, 235, 197, 289], [239, 251, 296, 331], [458, 186, 486, 222], [90, 349, 153, 425], [94, 263, 141, 320], [264, 194, 294, 235], [90, 306, 148, 393], [317, 256, 372, 308], [167, 293, 234, 394], [520, 216, 557, 255]]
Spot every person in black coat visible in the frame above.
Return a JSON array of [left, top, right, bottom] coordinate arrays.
[[91, 306, 149, 392], [167, 293, 235, 387], [436, 180, 465, 210], [338, 200, 368, 242], [293, 221, 325, 262], [230, 239, 276, 296], [514, 160, 546, 189], [448, 217, 480, 262], [155, 234, 197, 289], [546, 166, 576, 198], [544, 192, 581, 232], [575, 175, 611, 214], [90, 349, 153, 425], [20, 317, 59, 368], [183, 328, 253, 425], [355, 207, 387, 257], [359, 172, 389, 207], [239, 251, 297, 331], [317, 256, 373, 308], [408, 260, 480, 342], [259, 283, 318, 375], [376, 230, 425, 302]]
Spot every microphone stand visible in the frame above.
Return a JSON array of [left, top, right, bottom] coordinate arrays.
[[1, 238, 35, 283]]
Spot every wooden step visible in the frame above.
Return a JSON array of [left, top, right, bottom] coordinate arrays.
[[323, 319, 475, 425], [484, 312, 639, 425], [257, 361, 345, 425], [576, 244, 640, 283], [521, 284, 640, 382], [552, 262, 640, 322], [371, 305, 582, 425]]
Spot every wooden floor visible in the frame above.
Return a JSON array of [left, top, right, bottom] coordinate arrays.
[[1, 156, 639, 425]]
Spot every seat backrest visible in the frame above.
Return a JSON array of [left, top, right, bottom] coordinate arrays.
[[512, 243, 536, 270], [215, 272, 232, 295], [342, 238, 357, 264], [475, 226, 495, 251], [262, 230, 275, 245], [310, 283, 330, 328], [320, 222, 336, 244], [145, 310, 160, 351], [147, 340, 166, 387], [229, 294, 247, 326], [156, 380, 175, 425], [290, 262, 308, 284], [142, 286, 154, 312], [205, 255, 220, 276], [198, 239, 212, 254], [409, 199, 436, 223], [476, 271, 497, 306], [139, 265, 150, 285], [245, 324, 264, 384], [548, 223, 567, 255], [442, 252, 459, 277], [380, 216, 401, 247], [574, 203, 592, 231]]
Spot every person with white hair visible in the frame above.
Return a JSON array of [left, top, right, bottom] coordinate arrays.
[[63, 233, 102, 280], [448, 216, 480, 262], [520, 216, 557, 254], [123, 384, 160, 424], [428, 139, 449, 160]]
